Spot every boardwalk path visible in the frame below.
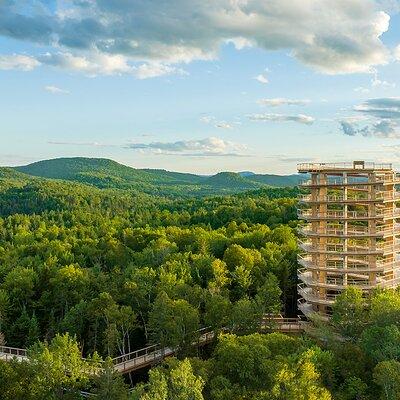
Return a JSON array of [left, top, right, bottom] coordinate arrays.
[[0, 316, 305, 374], [0, 345, 27, 362]]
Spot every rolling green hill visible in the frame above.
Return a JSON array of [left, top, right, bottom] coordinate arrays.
[[205, 172, 261, 190], [15, 157, 155, 183], [0, 167, 33, 192], [0, 167, 30, 180], [11, 157, 301, 196]]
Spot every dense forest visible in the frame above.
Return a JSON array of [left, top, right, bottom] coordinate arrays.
[[1, 159, 400, 399]]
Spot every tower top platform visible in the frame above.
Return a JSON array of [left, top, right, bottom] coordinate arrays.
[[298, 161, 393, 173]]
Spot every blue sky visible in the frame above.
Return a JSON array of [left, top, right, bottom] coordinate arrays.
[[1, 0, 400, 174]]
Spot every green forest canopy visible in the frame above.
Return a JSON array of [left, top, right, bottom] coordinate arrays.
[[0, 165, 399, 399]]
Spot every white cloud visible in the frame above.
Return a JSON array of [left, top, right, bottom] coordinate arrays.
[[339, 97, 400, 138], [44, 85, 70, 94], [248, 113, 315, 125], [38, 52, 134, 76], [225, 37, 254, 50], [200, 115, 235, 129], [214, 122, 234, 129], [340, 119, 400, 138], [200, 116, 214, 124], [37, 51, 185, 78], [0, 0, 395, 76], [354, 97, 400, 119], [257, 98, 310, 107], [134, 63, 187, 79], [126, 137, 247, 156], [254, 74, 268, 84], [0, 54, 40, 71]]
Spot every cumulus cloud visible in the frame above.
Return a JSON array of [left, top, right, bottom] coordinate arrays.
[[340, 119, 399, 137], [339, 97, 400, 138], [340, 121, 367, 136], [257, 98, 310, 107], [44, 85, 70, 94], [0, 54, 40, 71], [126, 137, 247, 156], [354, 97, 400, 119], [16, 51, 184, 78], [38, 51, 134, 76], [134, 63, 187, 79], [0, 0, 392, 76], [248, 113, 315, 125], [225, 37, 254, 50], [254, 74, 268, 84]]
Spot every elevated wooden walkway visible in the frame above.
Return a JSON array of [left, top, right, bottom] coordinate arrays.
[[0, 316, 305, 374], [113, 328, 215, 374], [0, 345, 27, 362], [260, 316, 304, 333]]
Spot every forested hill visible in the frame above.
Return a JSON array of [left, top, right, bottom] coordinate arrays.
[[12, 157, 302, 196]]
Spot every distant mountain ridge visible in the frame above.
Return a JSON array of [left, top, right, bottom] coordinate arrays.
[[238, 171, 256, 177], [10, 157, 302, 196], [205, 172, 260, 190]]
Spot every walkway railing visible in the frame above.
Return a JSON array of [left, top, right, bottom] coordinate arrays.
[[0, 345, 28, 361], [260, 316, 304, 333], [299, 177, 400, 186], [0, 317, 304, 374], [112, 343, 166, 373], [112, 327, 215, 373], [299, 192, 400, 203], [298, 162, 392, 171]]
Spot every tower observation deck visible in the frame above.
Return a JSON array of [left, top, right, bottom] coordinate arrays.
[[297, 161, 400, 317]]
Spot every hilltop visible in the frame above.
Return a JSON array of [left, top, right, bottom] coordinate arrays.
[[11, 157, 302, 196]]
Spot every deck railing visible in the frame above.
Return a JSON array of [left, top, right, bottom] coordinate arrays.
[[298, 240, 400, 255], [297, 254, 399, 272], [299, 176, 400, 186], [298, 270, 400, 290], [297, 208, 400, 220], [112, 343, 163, 369], [298, 162, 392, 171], [297, 284, 337, 304], [0, 346, 27, 361], [297, 224, 400, 237], [299, 192, 400, 203]]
